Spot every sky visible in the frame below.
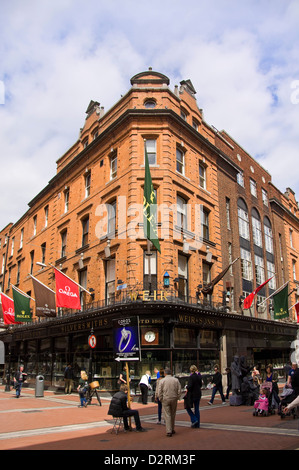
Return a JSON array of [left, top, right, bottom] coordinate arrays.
[[0, 0, 299, 228]]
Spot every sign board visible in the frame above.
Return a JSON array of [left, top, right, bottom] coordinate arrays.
[[113, 316, 140, 362], [88, 334, 97, 349], [0, 341, 4, 364]]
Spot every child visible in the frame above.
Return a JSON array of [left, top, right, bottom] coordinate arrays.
[[253, 388, 269, 415]]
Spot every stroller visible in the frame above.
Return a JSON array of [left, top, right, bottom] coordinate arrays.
[[278, 385, 298, 419], [253, 382, 275, 416]]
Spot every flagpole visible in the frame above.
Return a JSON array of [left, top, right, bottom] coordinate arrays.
[[289, 301, 299, 311], [49, 264, 92, 295], [258, 280, 289, 307], [11, 284, 35, 301], [29, 274, 56, 294]]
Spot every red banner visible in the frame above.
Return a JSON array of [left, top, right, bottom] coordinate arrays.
[[1, 293, 20, 324], [54, 269, 82, 310], [243, 276, 273, 310], [295, 302, 299, 323]]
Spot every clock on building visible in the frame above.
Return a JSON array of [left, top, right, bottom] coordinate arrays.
[[144, 331, 156, 343]]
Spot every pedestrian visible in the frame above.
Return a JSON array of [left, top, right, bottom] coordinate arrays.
[[224, 367, 232, 399], [157, 367, 181, 437], [287, 363, 297, 386], [155, 369, 165, 424], [154, 367, 160, 379], [208, 365, 226, 405], [184, 365, 202, 428], [108, 384, 145, 432], [77, 370, 88, 407], [64, 364, 74, 394], [13, 365, 27, 398], [119, 366, 131, 386], [139, 370, 151, 404]]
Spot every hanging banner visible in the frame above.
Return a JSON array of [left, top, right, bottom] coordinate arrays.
[[54, 268, 81, 310], [31, 275, 56, 317], [12, 287, 32, 322], [0, 293, 20, 325]]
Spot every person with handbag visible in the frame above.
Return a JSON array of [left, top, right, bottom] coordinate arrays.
[[184, 365, 202, 428], [77, 370, 88, 407]]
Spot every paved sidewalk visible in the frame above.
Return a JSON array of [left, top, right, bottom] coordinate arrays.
[[0, 385, 299, 452]]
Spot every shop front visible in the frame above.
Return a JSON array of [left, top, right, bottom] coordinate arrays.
[[1, 299, 297, 395]]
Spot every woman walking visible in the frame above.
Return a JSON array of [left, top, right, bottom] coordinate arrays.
[[184, 365, 202, 428], [77, 371, 88, 408]]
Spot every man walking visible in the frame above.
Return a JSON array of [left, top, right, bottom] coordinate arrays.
[[13, 365, 27, 398], [157, 368, 181, 437], [64, 364, 74, 394]]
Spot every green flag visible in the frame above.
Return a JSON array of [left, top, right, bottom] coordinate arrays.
[[273, 284, 289, 320], [143, 144, 161, 253], [12, 287, 32, 322]]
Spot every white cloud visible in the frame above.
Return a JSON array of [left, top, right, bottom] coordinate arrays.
[[0, 0, 299, 227]]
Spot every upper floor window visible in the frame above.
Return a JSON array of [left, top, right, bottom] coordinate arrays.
[[110, 151, 117, 180], [84, 172, 91, 198], [238, 199, 250, 240], [10, 237, 14, 257], [240, 248, 252, 281], [41, 242, 46, 264], [201, 208, 210, 240], [107, 201, 116, 236], [176, 147, 185, 175], [20, 228, 24, 249], [264, 217, 274, 254], [199, 163, 206, 189], [44, 205, 49, 228], [177, 195, 187, 231], [61, 230, 67, 258], [192, 118, 199, 130], [81, 217, 89, 247], [252, 209, 262, 247], [290, 229, 294, 248], [144, 99, 156, 109], [145, 139, 156, 165], [250, 178, 257, 197], [64, 189, 69, 213], [255, 255, 265, 285], [33, 215, 37, 236], [226, 198, 231, 230], [262, 188, 268, 206], [237, 171, 244, 187]]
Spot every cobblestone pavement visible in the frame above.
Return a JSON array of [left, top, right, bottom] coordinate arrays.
[[0, 385, 299, 453]]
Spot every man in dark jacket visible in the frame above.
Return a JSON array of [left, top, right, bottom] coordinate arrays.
[[108, 384, 144, 432], [185, 365, 202, 428], [208, 365, 226, 405]]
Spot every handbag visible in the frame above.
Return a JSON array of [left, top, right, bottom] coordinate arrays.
[[183, 391, 193, 409]]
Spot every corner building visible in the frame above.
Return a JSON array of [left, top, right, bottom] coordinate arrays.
[[0, 69, 298, 394]]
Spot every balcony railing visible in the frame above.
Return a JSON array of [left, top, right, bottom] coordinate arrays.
[[4, 289, 231, 330]]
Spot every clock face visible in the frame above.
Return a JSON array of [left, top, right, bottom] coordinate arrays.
[[144, 331, 156, 343]]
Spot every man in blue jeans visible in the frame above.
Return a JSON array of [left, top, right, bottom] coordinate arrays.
[[13, 365, 27, 398], [208, 366, 226, 405]]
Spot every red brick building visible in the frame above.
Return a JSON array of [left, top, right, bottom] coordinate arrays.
[[0, 69, 298, 392]]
